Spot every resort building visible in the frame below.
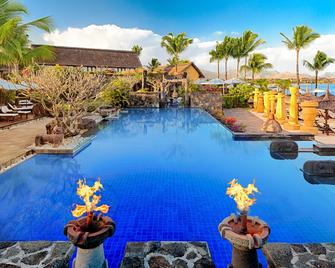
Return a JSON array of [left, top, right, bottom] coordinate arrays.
[[32, 45, 142, 72]]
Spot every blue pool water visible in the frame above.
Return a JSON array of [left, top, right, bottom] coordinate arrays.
[[1, 108, 335, 267]]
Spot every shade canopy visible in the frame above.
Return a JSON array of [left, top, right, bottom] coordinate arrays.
[[194, 78, 208, 85], [224, 78, 244, 85], [207, 78, 225, 85], [318, 88, 335, 111], [0, 79, 28, 91]]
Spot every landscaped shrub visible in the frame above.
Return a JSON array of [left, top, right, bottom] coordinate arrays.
[[99, 78, 131, 108], [223, 84, 257, 108]]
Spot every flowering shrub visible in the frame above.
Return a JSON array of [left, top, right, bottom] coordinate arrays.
[[223, 117, 237, 126], [230, 123, 247, 133]]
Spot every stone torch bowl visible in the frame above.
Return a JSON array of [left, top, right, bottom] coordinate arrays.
[[64, 215, 115, 249], [219, 214, 270, 251]]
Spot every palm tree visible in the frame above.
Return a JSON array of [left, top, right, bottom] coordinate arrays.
[[131, 45, 142, 56], [240, 30, 265, 79], [303, 51, 335, 89], [221, 36, 234, 80], [147, 58, 161, 71], [240, 53, 273, 81], [161, 32, 193, 72], [280, 25, 320, 88], [209, 42, 223, 79], [230, 37, 244, 78], [0, 0, 54, 72]]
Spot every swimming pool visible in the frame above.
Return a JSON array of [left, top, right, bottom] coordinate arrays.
[[0, 108, 334, 267]]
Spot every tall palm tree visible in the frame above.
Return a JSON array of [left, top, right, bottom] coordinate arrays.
[[230, 37, 244, 78], [147, 58, 161, 71], [0, 0, 54, 71], [221, 36, 234, 80], [240, 30, 265, 79], [161, 32, 193, 72], [209, 42, 223, 79], [303, 51, 335, 88], [280, 25, 320, 88], [131, 45, 142, 56], [240, 53, 272, 81]]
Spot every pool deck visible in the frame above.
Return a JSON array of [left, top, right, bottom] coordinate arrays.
[[223, 108, 335, 145], [0, 117, 52, 171]]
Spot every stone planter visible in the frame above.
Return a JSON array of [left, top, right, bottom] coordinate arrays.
[[64, 215, 115, 268]]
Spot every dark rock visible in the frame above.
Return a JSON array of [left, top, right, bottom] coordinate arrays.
[[0, 264, 20, 268], [0, 243, 16, 250], [1, 247, 20, 259], [194, 258, 215, 268], [172, 258, 187, 268], [324, 243, 335, 252], [297, 253, 317, 263], [189, 242, 209, 256], [306, 244, 327, 255], [160, 243, 187, 257], [186, 251, 197, 260], [125, 242, 145, 257], [121, 256, 144, 268], [262, 243, 293, 268], [309, 260, 334, 268], [19, 241, 52, 254], [21, 251, 48, 265], [44, 259, 67, 268], [148, 256, 171, 268], [291, 244, 307, 253], [42, 242, 74, 266], [145, 242, 160, 254]]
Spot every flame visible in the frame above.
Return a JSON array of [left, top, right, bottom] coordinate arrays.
[[226, 179, 259, 212], [71, 178, 109, 217]]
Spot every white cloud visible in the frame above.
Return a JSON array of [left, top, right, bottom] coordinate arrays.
[[43, 24, 335, 75]]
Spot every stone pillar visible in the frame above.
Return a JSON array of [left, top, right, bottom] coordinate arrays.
[[253, 89, 259, 111], [73, 244, 107, 268], [263, 92, 270, 118], [284, 87, 300, 130], [300, 101, 318, 134], [256, 94, 264, 113], [270, 91, 276, 116], [275, 92, 286, 124]]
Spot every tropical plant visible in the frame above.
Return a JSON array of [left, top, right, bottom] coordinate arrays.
[[161, 32, 193, 72], [280, 25, 320, 88], [0, 0, 54, 72], [240, 53, 272, 81], [209, 42, 223, 79], [221, 36, 234, 80], [275, 79, 291, 92], [240, 30, 265, 79], [99, 78, 131, 108], [303, 51, 335, 88], [147, 58, 161, 71], [230, 37, 244, 78], [131, 45, 142, 56], [222, 84, 256, 108]]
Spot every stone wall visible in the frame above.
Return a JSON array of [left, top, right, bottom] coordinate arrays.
[[129, 92, 160, 108], [190, 90, 222, 111]]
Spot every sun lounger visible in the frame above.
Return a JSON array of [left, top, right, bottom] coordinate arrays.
[[0, 106, 19, 121], [7, 103, 33, 111], [18, 100, 33, 106]]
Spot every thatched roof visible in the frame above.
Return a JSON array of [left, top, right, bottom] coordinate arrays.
[[32, 45, 142, 69]]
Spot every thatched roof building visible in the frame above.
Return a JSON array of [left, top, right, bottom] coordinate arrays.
[[32, 45, 142, 72]]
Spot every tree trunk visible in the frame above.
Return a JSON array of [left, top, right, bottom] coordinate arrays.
[[217, 59, 220, 79], [315, 70, 318, 89], [236, 58, 240, 78], [244, 57, 247, 79], [296, 49, 300, 88], [224, 58, 228, 80], [252, 71, 255, 81]]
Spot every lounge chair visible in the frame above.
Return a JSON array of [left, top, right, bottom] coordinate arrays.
[[1, 105, 30, 119], [0, 106, 19, 121], [7, 103, 33, 111], [18, 100, 33, 106]]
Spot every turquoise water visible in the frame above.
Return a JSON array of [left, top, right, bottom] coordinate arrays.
[[300, 83, 335, 95], [0, 108, 335, 267]]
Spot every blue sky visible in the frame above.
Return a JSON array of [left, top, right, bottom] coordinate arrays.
[[21, 0, 335, 73], [23, 0, 335, 45]]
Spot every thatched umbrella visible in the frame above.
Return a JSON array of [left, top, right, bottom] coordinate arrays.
[[316, 85, 335, 135]]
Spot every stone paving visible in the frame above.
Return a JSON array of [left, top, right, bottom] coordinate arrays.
[[0, 117, 51, 170], [0, 241, 74, 268], [120, 241, 215, 268], [263, 242, 335, 268]]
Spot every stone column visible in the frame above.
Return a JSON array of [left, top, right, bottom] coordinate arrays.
[[284, 87, 300, 130], [275, 92, 286, 124], [263, 92, 270, 118], [253, 89, 259, 111], [300, 100, 318, 134], [270, 91, 276, 116], [256, 94, 264, 113]]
